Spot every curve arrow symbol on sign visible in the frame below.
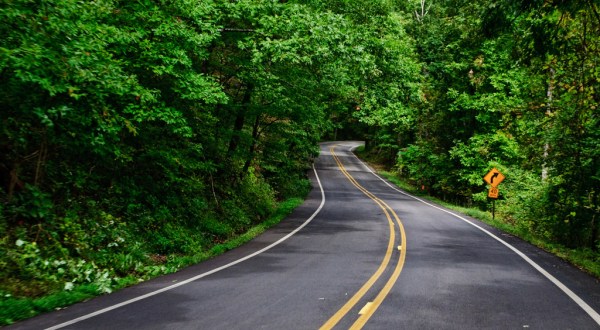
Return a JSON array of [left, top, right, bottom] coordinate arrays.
[[490, 172, 499, 184], [484, 168, 505, 187]]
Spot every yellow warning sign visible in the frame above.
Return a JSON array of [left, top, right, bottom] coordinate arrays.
[[483, 168, 505, 187], [488, 187, 499, 199]]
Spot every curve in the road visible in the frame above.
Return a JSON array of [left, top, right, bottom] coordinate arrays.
[[320, 144, 407, 329], [13, 140, 599, 329]]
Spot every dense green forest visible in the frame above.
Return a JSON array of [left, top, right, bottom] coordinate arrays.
[[1, 0, 599, 323]]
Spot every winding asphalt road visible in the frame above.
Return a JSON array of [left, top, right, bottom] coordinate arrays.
[[9, 141, 600, 329]]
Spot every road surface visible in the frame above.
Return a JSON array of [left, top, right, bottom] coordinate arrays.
[[9, 141, 600, 329]]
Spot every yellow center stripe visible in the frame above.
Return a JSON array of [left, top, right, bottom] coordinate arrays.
[[320, 145, 407, 330]]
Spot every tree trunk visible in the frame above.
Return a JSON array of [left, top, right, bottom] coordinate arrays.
[[227, 85, 253, 158], [242, 115, 261, 176], [542, 67, 555, 181]]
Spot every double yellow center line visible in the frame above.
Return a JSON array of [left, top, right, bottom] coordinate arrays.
[[320, 145, 407, 330]]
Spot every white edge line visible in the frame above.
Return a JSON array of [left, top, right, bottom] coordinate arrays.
[[46, 164, 326, 330], [347, 143, 600, 326]]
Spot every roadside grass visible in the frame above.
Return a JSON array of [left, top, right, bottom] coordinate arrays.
[[354, 146, 600, 279], [0, 197, 304, 326]]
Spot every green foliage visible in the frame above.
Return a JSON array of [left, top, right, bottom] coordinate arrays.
[[0, 0, 362, 324], [9, 185, 54, 222], [379, 0, 600, 251], [3, 238, 117, 295], [397, 143, 449, 193], [449, 132, 521, 202]]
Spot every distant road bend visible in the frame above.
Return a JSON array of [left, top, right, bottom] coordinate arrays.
[[9, 141, 600, 329]]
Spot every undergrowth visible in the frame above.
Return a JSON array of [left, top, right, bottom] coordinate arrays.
[[0, 195, 305, 326]]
